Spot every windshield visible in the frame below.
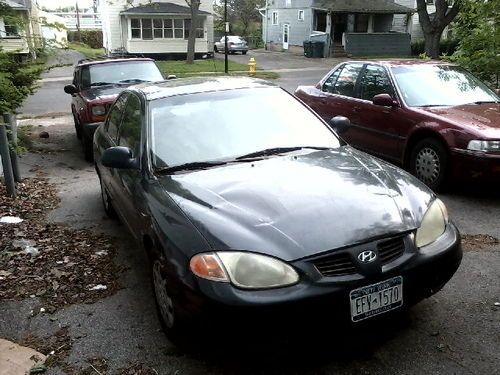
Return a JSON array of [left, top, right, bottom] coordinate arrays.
[[150, 87, 341, 168], [82, 61, 163, 88], [391, 65, 499, 107]]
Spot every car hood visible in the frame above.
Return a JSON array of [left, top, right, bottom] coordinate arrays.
[[159, 148, 434, 261], [419, 103, 500, 137], [80, 85, 125, 102]]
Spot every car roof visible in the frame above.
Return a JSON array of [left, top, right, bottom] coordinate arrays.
[[343, 59, 458, 68], [131, 76, 278, 101], [77, 57, 155, 67]]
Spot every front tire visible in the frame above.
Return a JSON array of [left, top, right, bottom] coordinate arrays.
[[409, 138, 449, 191], [73, 113, 82, 140], [99, 176, 116, 219], [242, 51, 247, 55], [151, 257, 187, 338], [82, 133, 93, 162]]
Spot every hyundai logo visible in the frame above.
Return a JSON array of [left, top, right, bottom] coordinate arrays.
[[358, 250, 377, 263]]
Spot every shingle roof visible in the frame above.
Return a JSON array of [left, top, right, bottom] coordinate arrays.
[[120, 2, 211, 15], [313, 0, 414, 14]]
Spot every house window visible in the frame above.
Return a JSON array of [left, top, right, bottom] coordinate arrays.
[[164, 19, 173, 38], [272, 11, 278, 25], [130, 18, 204, 40], [141, 19, 153, 40], [0, 17, 20, 37], [285, 0, 291, 7], [130, 18, 141, 39], [184, 18, 204, 39], [153, 19, 163, 38], [298, 10, 304, 21]]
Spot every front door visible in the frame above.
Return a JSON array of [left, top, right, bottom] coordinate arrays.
[[283, 24, 290, 50]]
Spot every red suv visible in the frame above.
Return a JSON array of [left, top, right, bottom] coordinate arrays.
[[295, 61, 500, 191], [64, 57, 163, 161]]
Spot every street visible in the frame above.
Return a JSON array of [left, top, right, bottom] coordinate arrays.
[[1, 50, 499, 374]]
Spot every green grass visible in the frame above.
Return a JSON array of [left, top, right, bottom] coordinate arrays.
[[68, 42, 105, 59], [156, 59, 279, 79]]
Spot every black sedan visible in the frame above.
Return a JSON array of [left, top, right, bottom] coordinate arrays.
[[93, 77, 462, 335]]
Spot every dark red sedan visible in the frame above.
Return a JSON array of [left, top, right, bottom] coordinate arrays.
[[295, 61, 500, 191]]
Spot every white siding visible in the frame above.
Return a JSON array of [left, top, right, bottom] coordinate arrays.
[[101, 0, 214, 53]]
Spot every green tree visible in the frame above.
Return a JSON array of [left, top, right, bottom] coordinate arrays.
[[228, 0, 263, 36], [416, 0, 460, 59], [451, 0, 499, 87]]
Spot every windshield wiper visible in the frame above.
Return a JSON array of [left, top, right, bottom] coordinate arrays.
[[470, 100, 499, 105], [236, 146, 331, 160], [118, 78, 149, 84], [90, 81, 114, 87], [155, 161, 228, 174]]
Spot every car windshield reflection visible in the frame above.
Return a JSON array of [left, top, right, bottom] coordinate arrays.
[[149, 88, 341, 169], [391, 65, 499, 107]]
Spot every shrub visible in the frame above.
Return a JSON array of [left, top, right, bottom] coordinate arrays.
[[68, 30, 103, 49], [411, 39, 458, 56]]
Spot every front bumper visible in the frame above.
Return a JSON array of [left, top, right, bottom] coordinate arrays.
[[178, 223, 462, 328], [451, 148, 500, 181]]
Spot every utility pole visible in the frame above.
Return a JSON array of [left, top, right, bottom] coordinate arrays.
[[76, 1, 81, 42], [224, 0, 228, 74]]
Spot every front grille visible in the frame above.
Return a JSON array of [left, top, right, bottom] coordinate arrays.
[[377, 236, 405, 264], [313, 252, 356, 277]]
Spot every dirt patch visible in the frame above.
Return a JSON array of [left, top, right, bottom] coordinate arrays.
[[0, 178, 121, 311], [20, 327, 72, 369], [461, 234, 499, 252], [115, 364, 160, 375]]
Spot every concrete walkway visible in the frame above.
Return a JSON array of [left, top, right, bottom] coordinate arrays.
[[19, 49, 84, 118], [0, 339, 46, 375]]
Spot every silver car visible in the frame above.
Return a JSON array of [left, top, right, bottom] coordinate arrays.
[[214, 36, 248, 55]]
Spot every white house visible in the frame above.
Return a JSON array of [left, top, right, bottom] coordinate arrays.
[[393, 0, 450, 41], [39, 10, 68, 48], [0, 0, 43, 57], [99, 0, 214, 56]]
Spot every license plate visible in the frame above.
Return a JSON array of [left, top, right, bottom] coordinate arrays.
[[350, 276, 403, 322]]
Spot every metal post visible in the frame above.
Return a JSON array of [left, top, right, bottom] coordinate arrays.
[[0, 123, 16, 198], [224, 0, 228, 74], [3, 114, 21, 182]]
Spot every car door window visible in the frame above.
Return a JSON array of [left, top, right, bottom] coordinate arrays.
[[358, 65, 395, 100], [118, 94, 142, 158], [322, 66, 343, 93], [333, 63, 363, 97], [106, 94, 128, 143]]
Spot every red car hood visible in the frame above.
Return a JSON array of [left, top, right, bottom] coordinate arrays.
[[419, 103, 500, 137]]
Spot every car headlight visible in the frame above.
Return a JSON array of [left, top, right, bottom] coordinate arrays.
[[467, 140, 500, 152], [91, 105, 106, 116], [190, 252, 299, 289], [415, 199, 449, 248]]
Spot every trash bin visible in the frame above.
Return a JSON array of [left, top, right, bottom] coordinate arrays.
[[303, 40, 313, 58], [312, 41, 325, 58]]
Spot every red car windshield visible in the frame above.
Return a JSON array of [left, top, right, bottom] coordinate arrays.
[[391, 65, 499, 107], [81, 61, 163, 88]]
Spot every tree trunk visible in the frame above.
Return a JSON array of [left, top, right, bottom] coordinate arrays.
[[424, 31, 442, 59], [186, 0, 200, 64]]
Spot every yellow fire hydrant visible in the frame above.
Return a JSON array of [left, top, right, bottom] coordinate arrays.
[[248, 57, 257, 76]]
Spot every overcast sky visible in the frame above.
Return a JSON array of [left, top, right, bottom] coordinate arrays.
[[37, 0, 94, 10]]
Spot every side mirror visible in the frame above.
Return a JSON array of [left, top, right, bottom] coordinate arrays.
[[64, 84, 77, 95], [329, 116, 350, 134], [372, 93, 397, 107], [101, 146, 138, 169], [495, 88, 500, 96]]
